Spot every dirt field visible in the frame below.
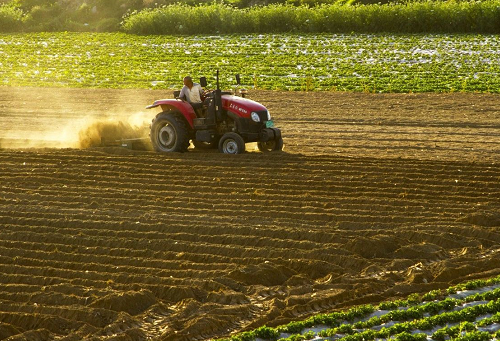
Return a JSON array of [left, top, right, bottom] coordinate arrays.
[[1, 87, 500, 341]]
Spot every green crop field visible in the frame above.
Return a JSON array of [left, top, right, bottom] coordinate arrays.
[[221, 276, 500, 341], [0, 32, 499, 92]]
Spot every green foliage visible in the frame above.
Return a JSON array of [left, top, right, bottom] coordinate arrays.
[[219, 276, 500, 341], [23, 3, 66, 31], [0, 3, 24, 32], [0, 0, 144, 32], [254, 326, 280, 340], [232, 331, 255, 341], [1, 32, 500, 93], [122, 1, 500, 35], [306, 313, 339, 326], [421, 290, 442, 302], [395, 332, 427, 341], [278, 330, 316, 341], [2, 0, 500, 33], [379, 299, 406, 310], [278, 321, 306, 334], [448, 276, 500, 294], [455, 331, 493, 341]]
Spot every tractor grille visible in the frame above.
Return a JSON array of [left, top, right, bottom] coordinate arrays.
[[255, 111, 269, 122]]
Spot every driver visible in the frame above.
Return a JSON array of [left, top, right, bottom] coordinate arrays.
[[179, 76, 204, 114]]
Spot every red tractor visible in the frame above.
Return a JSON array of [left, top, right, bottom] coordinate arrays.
[[147, 72, 283, 154]]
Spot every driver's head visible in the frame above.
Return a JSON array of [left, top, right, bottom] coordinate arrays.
[[183, 76, 193, 88]]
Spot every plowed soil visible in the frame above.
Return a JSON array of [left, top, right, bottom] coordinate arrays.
[[1, 87, 500, 341]]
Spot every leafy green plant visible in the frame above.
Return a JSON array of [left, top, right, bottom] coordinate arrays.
[[254, 326, 280, 340], [1, 32, 500, 93], [219, 275, 500, 341]]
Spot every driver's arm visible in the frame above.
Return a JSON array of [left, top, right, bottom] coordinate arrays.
[[179, 87, 188, 102]]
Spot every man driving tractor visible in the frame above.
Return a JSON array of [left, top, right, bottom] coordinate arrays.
[[179, 76, 204, 116]]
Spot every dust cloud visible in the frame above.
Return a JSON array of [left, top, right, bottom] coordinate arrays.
[[77, 116, 150, 149], [0, 86, 162, 151], [0, 113, 151, 150]]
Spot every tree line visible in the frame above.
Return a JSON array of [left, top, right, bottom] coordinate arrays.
[[1, 0, 498, 33]]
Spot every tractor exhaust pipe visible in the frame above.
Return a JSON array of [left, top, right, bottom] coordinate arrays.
[[216, 69, 220, 90], [214, 69, 223, 121]]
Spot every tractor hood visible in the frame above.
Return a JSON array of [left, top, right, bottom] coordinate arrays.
[[222, 95, 268, 119]]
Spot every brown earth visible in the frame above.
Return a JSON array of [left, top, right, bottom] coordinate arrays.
[[1, 87, 500, 341]]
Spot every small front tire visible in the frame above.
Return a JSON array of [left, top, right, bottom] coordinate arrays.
[[257, 136, 283, 152], [218, 133, 245, 154]]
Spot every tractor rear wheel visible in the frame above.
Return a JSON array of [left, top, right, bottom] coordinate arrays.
[[150, 112, 190, 153], [218, 133, 245, 154], [257, 137, 284, 152]]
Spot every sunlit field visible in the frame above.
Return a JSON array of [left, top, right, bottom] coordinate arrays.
[[2, 1, 500, 340], [1, 32, 499, 92]]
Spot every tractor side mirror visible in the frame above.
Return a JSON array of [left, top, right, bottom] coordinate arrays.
[[200, 77, 207, 88], [236, 74, 241, 85]]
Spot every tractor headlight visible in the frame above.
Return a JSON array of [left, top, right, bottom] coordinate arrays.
[[251, 112, 260, 122], [267, 110, 271, 121]]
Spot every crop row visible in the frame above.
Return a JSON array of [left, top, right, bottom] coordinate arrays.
[[0, 33, 499, 92], [1, 219, 487, 276], [1, 148, 500, 339], [221, 276, 500, 341], [1, 175, 497, 234]]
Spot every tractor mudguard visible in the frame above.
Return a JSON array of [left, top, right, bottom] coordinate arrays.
[[260, 128, 281, 142], [146, 99, 197, 128], [270, 128, 281, 139]]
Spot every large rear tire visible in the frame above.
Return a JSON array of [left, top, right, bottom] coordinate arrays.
[[218, 133, 245, 154], [257, 136, 283, 152], [150, 112, 190, 153]]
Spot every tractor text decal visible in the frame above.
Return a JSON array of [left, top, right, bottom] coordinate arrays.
[[229, 103, 248, 114]]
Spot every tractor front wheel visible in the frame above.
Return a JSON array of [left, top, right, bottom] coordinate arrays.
[[218, 133, 245, 154], [257, 136, 284, 152], [150, 112, 190, 153]]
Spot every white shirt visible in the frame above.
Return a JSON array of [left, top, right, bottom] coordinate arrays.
[[179, 83, 203, 104]]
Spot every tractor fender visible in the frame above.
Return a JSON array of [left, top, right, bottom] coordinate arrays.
[[147, 99, 197, 129], [270, 127, 281, 139], [260, 128, 281, 142]]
